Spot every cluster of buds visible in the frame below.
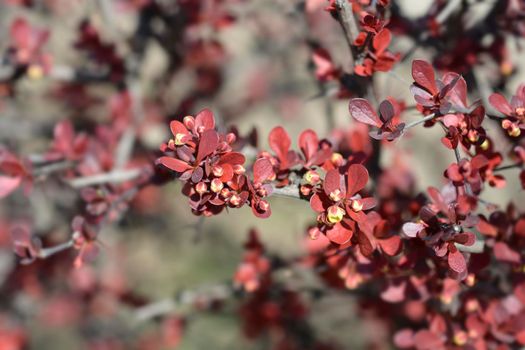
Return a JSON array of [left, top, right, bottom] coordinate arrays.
[[489, 85, 525, 137], [158, 109, 275, 218]]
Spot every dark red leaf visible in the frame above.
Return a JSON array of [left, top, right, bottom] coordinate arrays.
[[412, 60, 438, 95], [196, 129, 219, 163], [268, 126, 291, 166], [346, 164, 368, 196], [253, 158, 274, 184], [158, 157, 192, 172], [349, 98, 382, 127]]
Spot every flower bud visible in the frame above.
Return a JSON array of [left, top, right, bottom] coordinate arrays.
[[304, 170, 320, 185], [467, 130, 479, 143], [226, 133, 236, 144], [509, 124, 521, 137], [212, 165, 224, 177], [516, 107, 525, 117], [300, 185, 312, 196], [220, 188, 231, 199], [233, 164, 246, 175], [465, 273, 475, 287], [229, 193, 242, 207], [195, 182, 207, 194], [331, 153, 343, 166], [174, 133, 187, 146], [308, 227, 321, 240], [183, 116, 195, 129], [210, 179, 224, 193], [480, 139, 490, 151], [329, 189, 343, 202], [256, 187, 268, 197], [327, 205, 345, 224], [350, 199, 363, 212], [28, 64, 44, 80], [258, 200, 270, 212], [453, 331, 468, 346]]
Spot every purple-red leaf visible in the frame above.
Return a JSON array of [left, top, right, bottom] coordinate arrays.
[[412, 59, 438, 95], [346, 164, 368, 196], [349, 98, 382, 127]]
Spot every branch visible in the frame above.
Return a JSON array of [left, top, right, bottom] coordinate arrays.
[[134, 284, 232, 322], [270, 184, 301, 199], [334, 0, 359, 66], [403, 113, 436, 131], [66, 168, 143, 188], [37, 240, 74, 259]]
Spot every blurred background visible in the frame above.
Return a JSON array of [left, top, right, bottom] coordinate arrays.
[[1, 0, 525, 349]]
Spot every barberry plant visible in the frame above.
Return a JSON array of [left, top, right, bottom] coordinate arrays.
[[2, 0, 525, 349]]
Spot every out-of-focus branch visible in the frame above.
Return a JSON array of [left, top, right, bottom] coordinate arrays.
[[134, 284, 232, 322], [66, 168, 143, 188], [270, 184, 301, 199], [37, 240, 74, 259], [334, 0, 359, 66]]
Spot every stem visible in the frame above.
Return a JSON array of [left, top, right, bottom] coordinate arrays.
[[494, 163, 523, 172], [403, 113, 436, 131], [32, 160, 76, 177]]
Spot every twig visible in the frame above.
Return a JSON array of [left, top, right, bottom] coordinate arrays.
[[436, 0, 462, 24], [494, 163, 523, 172], [403, 113, 436, 131], [134, 284, 232, 322], [66, 168, 143, 188], [32, 160, 76, 177], [38, 240, 74, 259], [270, 185, 301, 199]]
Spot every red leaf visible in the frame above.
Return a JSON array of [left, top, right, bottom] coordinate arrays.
[[372, 29, 391, 54], [0, 175, 21, 198], [53, 120, 74, 153], [326, 223, 352, 245], [158, 157, 192, 172], [219, 152, 245, 166], [394, 329, 415, 348], [349, 98, 382, 127], [403, 222, 425, 237], [196, 129, 219, 163], [170, 120, 188, 136], [323, 169, 342, 196], [380, 280, 406, 303], [494, 241, 521, 264], [448, 248, 467, 273], [253, 158, 274, 184], [346, 164, 368, 196], [298, 129, 318, 161], [411, 60, 438, 95], [195, 108, 215, 130], [489, 93, 513, 116], [309, 193, 326, 213], [268, 126, 291, 166], [379, 235, 402, 256], [356, 230, 375, 257]]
